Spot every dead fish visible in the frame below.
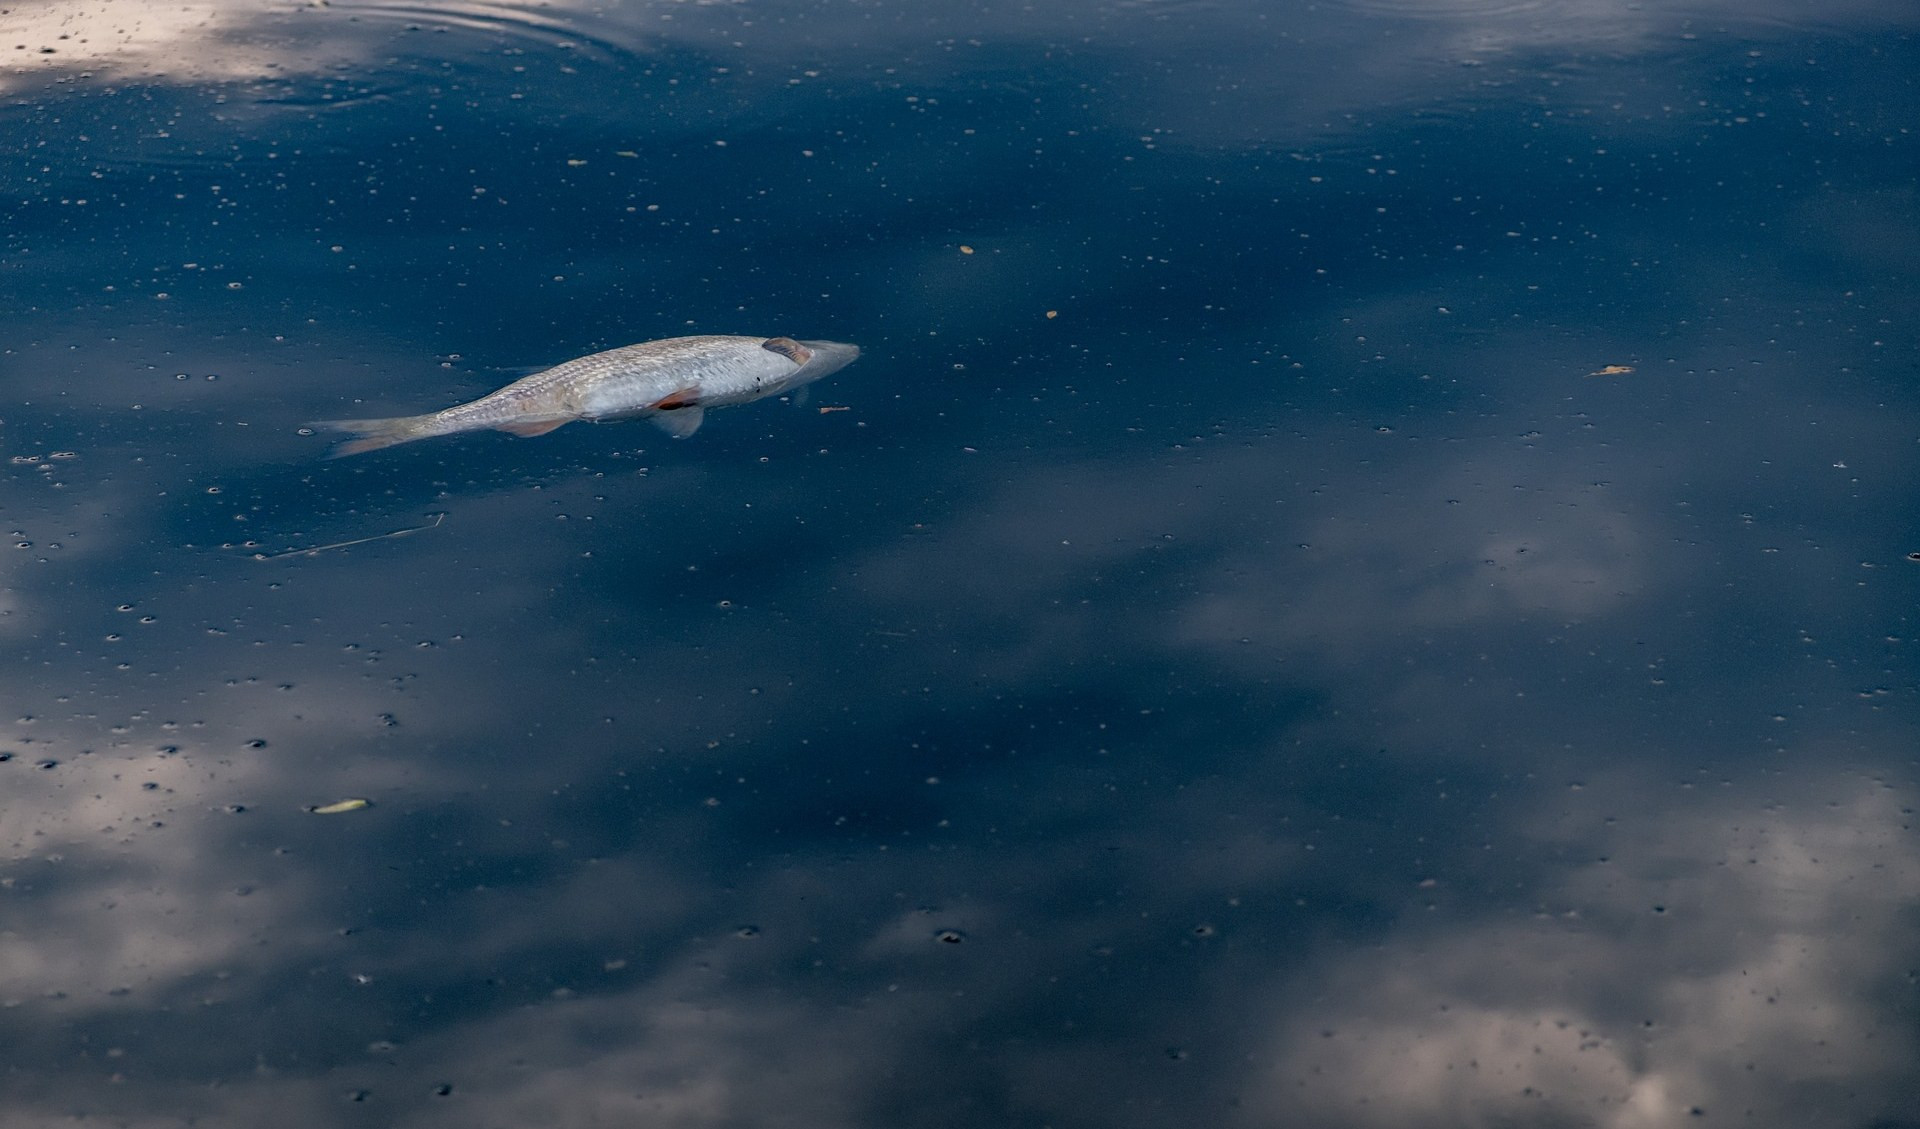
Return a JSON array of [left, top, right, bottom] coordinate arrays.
[[311, 334, 860, 457]]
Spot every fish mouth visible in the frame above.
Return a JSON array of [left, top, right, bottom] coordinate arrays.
[[796, 339, 860, 375]]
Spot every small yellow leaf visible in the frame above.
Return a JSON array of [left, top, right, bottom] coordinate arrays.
[[311, 798, 371, 815], [958, 245, 974, 254], [1588, 364, 1635, 376]]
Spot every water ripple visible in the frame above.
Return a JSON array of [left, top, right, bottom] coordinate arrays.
[[320, 0, 644, 64], [1328, 0, 1548, 16]]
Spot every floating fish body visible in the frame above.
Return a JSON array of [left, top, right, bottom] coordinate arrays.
[[312, 334, 860, 457]]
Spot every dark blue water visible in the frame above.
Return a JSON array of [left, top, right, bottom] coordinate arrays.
[[4, 2, 1918, 1125]]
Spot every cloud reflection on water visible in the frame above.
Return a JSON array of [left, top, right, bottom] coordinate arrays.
[[6, 366, 1913, 1126], [1252, 779, 1918, 1128]]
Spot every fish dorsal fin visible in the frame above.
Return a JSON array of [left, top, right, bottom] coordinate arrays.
[[762, 336, 813, 365], [497, 418, 570, 438], [652, 405, 705, 438]]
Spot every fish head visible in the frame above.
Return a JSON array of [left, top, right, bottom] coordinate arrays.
[[791, 339, 861, 383]]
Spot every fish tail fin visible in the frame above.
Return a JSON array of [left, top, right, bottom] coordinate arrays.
[[308, 414, 440, 458]]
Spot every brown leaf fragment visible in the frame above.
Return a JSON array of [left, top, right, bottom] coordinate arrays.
[[1588, 364, 1635, 376]]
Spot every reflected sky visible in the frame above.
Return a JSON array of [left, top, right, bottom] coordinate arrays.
[[3, 1, 1918, 1126]]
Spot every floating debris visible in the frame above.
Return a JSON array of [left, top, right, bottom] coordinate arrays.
[[252, 513, 445, 560], [1587, 364, 1635, 376], [310, 798, 371, 815]]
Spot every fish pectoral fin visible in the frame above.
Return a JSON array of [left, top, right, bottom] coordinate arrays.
[[762, 336, 813, 365], [651, 405, 706, 438], [650, 386, 702, 411], [646, 387, 705, 437], [496, 418, 571, 438]]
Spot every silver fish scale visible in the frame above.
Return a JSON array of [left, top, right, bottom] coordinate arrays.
[[436, 335, 788, 429]]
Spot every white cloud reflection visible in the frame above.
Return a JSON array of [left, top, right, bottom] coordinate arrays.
[[0, 0, 603, 92], [7, 0, 1917, 106], [1246, 778, 1920, 1127]]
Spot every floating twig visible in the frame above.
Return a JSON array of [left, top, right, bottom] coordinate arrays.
[[253, 512, 445, 560]]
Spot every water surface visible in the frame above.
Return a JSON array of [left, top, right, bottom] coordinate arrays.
[[3, 1, 1918, 1125]]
